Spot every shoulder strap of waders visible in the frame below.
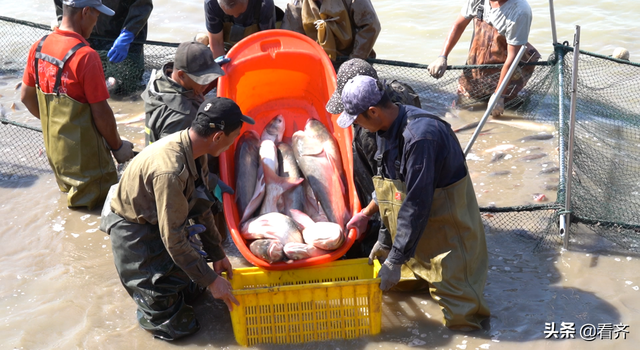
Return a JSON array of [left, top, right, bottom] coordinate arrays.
[[34, 35, 86, 95]]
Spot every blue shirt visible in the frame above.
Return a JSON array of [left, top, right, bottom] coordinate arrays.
[[375, 104, 468, 265]]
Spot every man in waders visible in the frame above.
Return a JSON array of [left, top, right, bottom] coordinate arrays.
[[54, 0, 154, 95], [326, 58, 422, 258], [281, 0, 380, 61], [340, 75, 490, 331], [102, 97, 254, 340], [142, 40, 231, 241], [21, 0, 135, 210], [205, 0, 277, 59], [428, 0, 540, 116]]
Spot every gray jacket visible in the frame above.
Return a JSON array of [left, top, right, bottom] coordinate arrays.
[[142, 62, 203, 145]]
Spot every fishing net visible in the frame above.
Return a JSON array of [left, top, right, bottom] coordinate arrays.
[[1, 16, 639, 252]]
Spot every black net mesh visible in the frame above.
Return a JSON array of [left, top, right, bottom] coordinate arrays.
[[2, 15, 639, 252]]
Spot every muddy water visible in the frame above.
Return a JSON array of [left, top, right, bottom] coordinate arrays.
[[2, 0, 640, 349]]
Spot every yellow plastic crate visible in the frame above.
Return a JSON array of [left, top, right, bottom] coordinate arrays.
[[225, 258, 381, 346]]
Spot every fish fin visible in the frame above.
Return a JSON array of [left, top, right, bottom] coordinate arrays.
[[241, 173, 265, 223], [289, 209, 315, 229], [263, 165, 304, 192]]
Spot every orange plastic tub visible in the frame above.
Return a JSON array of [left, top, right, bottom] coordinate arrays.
[[218, 30, 360, 270]]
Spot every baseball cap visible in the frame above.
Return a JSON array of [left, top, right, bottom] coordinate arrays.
[[196, 97, 255, 133], [174, 41, 225, 85], [326, 58, 378, 114], [62, 0, 115, 16], [338, 75, 384, 128]]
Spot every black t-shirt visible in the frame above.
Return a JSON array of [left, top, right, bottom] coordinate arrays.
[[204, 0, 276, 34]]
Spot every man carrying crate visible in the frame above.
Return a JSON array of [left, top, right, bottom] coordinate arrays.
[[101, 97, 254, 341], [338, 75, 490, 331]]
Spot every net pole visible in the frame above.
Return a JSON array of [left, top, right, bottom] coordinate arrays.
[[562, 26, 581, 249], [557, 45, 568, 237], [549, 0, 558, 44], [463, 45, 527, 156]]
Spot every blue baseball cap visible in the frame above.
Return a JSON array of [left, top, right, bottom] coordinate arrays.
[[62, 0, 115, 16], [337, 75, 384, 128]]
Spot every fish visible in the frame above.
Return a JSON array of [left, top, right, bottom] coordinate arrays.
[[484, 144, 515, 153], [520, 153, 547, 161], [240, 212, 304, 245], [532, 193, 547, 202], [489, 170, 511, 176], [544, 183, 558, 191], [105, 77, 117, 92], [283, 242, 331, 260], [259, 140, 303, 215], [289, 209, 344, 250], [261, 114, 285, 143], [523, 146, 542, 152], [292, 119, 350, 227], [517, 133, 554, 142], [539, 166, 560, 174], [10, 102, 17, 112], [277, 142, 305, 214], [249, 239, 284, 263], [234, 130, 261, 217], [491, 152, 507, 163], [14, 81, 22, 91], [240, 171, 265, 223], [489, 117, 555, 132], [0, 104, 7, 118], [454, 121, 480, 133]]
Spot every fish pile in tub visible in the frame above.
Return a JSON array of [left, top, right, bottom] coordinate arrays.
[[234, 115, 352, 263]]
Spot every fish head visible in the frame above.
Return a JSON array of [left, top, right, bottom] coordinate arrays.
[[262, 114, 285, 143]]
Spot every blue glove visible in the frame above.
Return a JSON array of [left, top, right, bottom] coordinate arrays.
[[209, 173, 234, 202], [214, 55, 231, 66], [107, 30, 135, 63], [214, 179, 234, 202], [187, 224, 207, 256], [378, 260, 402, 291]]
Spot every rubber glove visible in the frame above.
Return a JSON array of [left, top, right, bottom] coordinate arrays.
[[107, 30, 135, 63], [428, 56, 448, 79], [215, 55, 231, 66], [187, 224, 207, 256], [378, 260, 402, 291], [209, 174, 234, 202], [111, 139, 135, 164], [346, 210, 371, 239], [491, 94, 505, 117], [368, 241, 391, 265]]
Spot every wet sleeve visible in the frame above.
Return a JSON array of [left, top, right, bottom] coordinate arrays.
[[154, 173, 219, 287], [122, 0, 153, 36], [80, 49, 111, 103], [505, 7, 531, 46], [205, 0, 224, 34], [348, 0, 381, 59], [386, 139, 440, 265], [259, 0, 276, 31]]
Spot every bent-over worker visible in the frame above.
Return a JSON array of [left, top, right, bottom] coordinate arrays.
[[428, 0, 540, 116], [340, 75, 490, 331], [102, 97, 254, 340]]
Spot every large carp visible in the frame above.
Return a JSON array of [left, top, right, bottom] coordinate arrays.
[[240, 212, 304, 245], [259, 140, 303, 215], [283, 242, 330, 260], [234, 131, 261, 217], [292, 119, 351, 227]]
